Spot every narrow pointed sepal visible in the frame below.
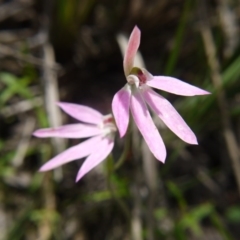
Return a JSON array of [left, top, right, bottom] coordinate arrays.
[[76, 138, 114, 182], [130, 89, 166, 163], [33, 124, 104, 139], [142, 87, 198, 145], [57, 102, 103, 124], [123, 26, 141, 76], [39, 136, 102, 171], [147, 76, 210, 96], [112, 85, 131, 137]]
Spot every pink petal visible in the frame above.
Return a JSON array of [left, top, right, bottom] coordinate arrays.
[[146, 76, 210, 96], [112, 85, 131, 137], [33, 124, 104, 139], [142, 87, 198, 144], [123, 26, 141, 76], [130, 89, 166, 163], [76, 137, 114, 181], [57, 102, 103, 124], [39, 135, 103, 171]]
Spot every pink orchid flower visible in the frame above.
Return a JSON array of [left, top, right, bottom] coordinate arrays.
[[33, 102, 116, 182], [112, 26, 210, 163]]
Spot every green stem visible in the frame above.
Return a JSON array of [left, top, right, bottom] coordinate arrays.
[[106, 155, 131, 226], [114, 127, 131, 171]]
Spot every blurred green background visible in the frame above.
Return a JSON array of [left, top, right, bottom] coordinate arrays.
[[1, 0, 240, 239]]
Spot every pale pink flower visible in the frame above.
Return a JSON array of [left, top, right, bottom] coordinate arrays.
[[112, 26, 210, 163], [33, 102, 116, 182]]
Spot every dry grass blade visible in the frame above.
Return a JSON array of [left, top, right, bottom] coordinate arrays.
[[199, 1, 240, 196], [0, 97, 43, 117], [42, 43, 65, 156], [0, 29, 33, 43], [217, 0, 239, 58], [0, 0, 33, 22]]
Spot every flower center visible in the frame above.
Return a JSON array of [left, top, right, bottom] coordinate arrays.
[[103, 114, 114, 125], [129, 67, 147, 86], [101, 114, 117, 134]]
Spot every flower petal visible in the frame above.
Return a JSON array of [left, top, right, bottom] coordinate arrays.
[[124, 26, 141, 76], [142, 87, 198, 144], [33, 124, 104, 139], [57, 102, 103, 124], [112, 84, 131, 137], [130, 89, 166, 163], [39, 135, 103, 171], [146, 76, 210, 96], [76, 137, 114, 181]]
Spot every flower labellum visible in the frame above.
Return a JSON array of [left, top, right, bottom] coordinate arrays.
[[112, 26, 210, 163], [33, 102, 116, 182]]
